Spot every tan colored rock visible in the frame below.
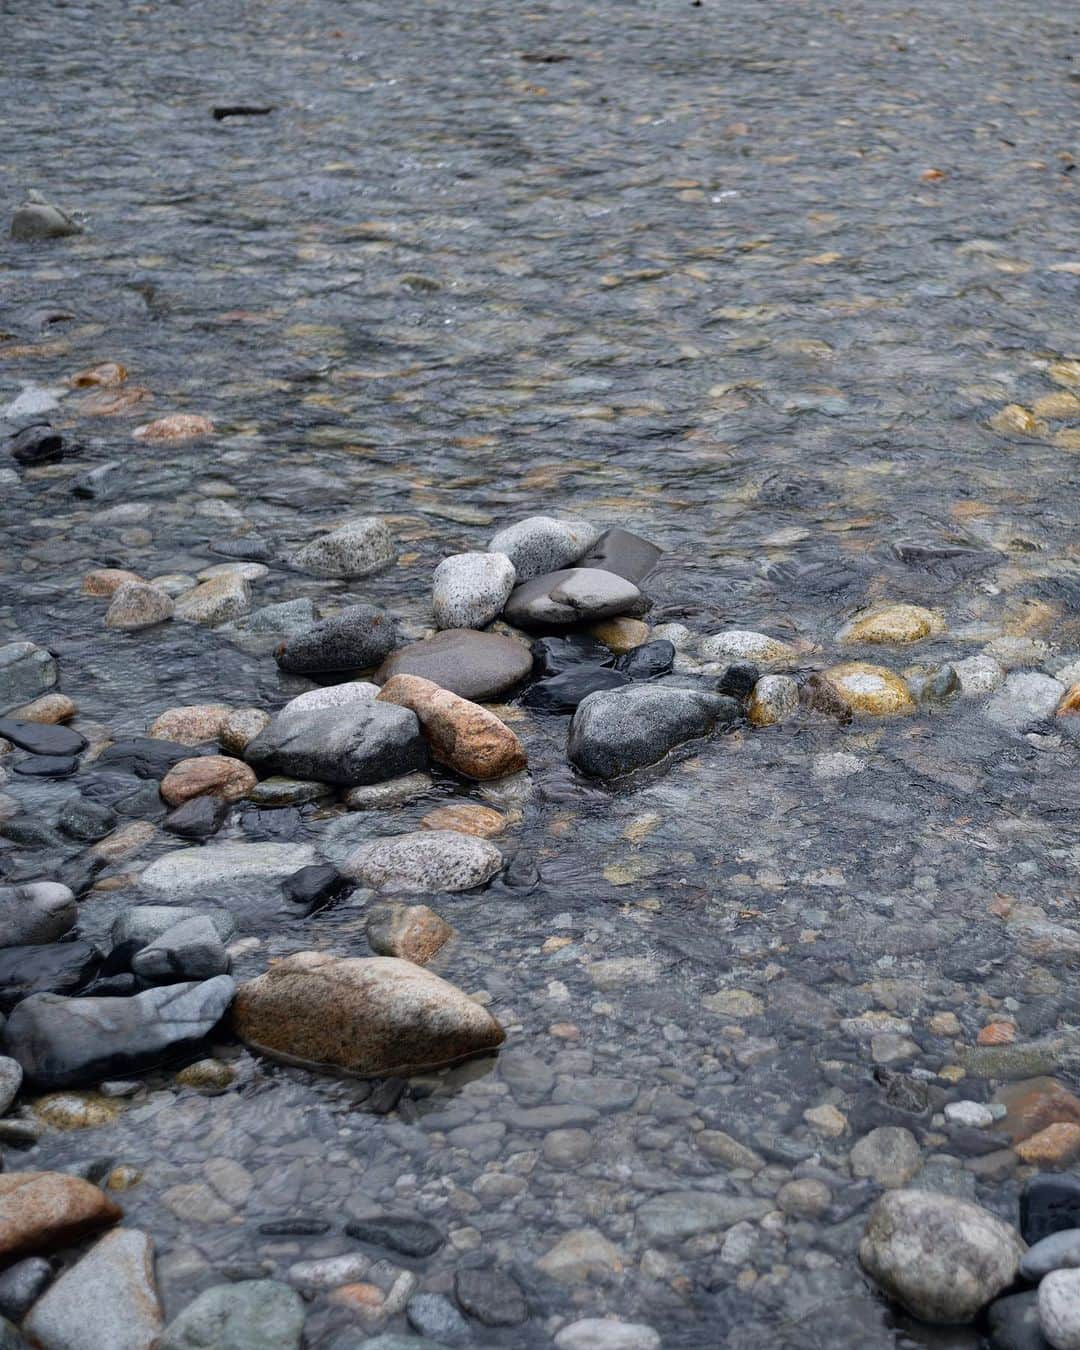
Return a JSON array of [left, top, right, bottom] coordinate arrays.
[[10, 693, 76, 724], [79, 386, 152, 416], [159, 755, 256, 806], [535, 1228, 623, 1282], [840, 603, 944, 644], [0, 1171, 122, 1259], [133, 413, 215, 441], [33, 1092, 121, 1130], [366, 902, 453, 966], [174, 574, 250, 625], [1057, 684, 1080, 716], [420, 803, 507, 837], [148, 704, 232, 745], [376, 674, 526, 780], [587, 617, 650, 654], [1015, 1122, 1080, 1167], [823, 662, 916, 716], [91, 820, 157, 862], [82, 568, 143, 597], [747, 674, 799, 726], [174, 1059, 235, 1092], [105, 581, 174, 631], [219, 707, 271, 754], [232, 951, 505, 1077], [70, 362, 128, 388]]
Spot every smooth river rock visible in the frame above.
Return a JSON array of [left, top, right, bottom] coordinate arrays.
[[140, 843, 316, 898], [858, 1189, 1025, 1323], [504, 568, 647, 630], [275, 604, 398, 675], [1040, 1269, 1080, 1349], [0, 882, 76, 949], [432, 552, 517, 630], [245, 702, 427, 786], [579, 527, 662, 585], [159, 1279, 305, 1350], [376, 628, 532, 701], [233, 951, 505, 1077], [488, 516, 600, 581], [0, 642, 58, 716], [292, 516, 395, 578], [568, 685, 738, 778], [4, 976, 237, 1087], [343, 831, 502, 893], [377, 674, 526, 779], [0, 1172, 122, 1260]]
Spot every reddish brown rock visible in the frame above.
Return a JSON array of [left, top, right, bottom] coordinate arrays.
[[420, 803, 507, 837], [133, 414, 215, 442], [0, 1172, 122, 1259], [82, 568, 144, 597], [159, 755, 257, 806], [376, 674, 526, 781], [1015, 1123, 1080, 1167], [148, 705, 232, 746], [232, 951, 505, 1077], [366, 902, 454, 966], [219, 708, 271, 754], [994, 1077, 1080, 1143]]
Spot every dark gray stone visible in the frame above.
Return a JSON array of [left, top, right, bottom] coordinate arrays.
[[4, 975, 236, 1087], [567, 685, 738, 778], [96, 738, 206, 780], [613, 640, 675, 680], [0, 881, 76, 948], [531, 634, 613, 676], [376, 629, 532, 701], [0, 941, 102, 1012], [275, 604, 397, 675], [245, 702, 427, 787], [57, 795, 117, 841], [987, 1291, 1048, 1350], [0, 1257, 52, 1322], [9, 423, 64, 466], [454, 1267, 529, 1327], [504, 568, 649, 630], [579, 527, 662, 583], [0, 719, 86, 757], [344, 1214, 444, 1257], [523, 666, 630, 712], [164, 795, 229, 839], [131, 917, 230, 983]]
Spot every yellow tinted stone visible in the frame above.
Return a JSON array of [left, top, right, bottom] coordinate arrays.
[[823, 663, 916, 716], [841, 604, 943, 644]]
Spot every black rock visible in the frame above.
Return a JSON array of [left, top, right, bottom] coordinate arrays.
[[282, 864, 353, 914], [986, 1290, 1049, 1350], [245, 703, 426, 788], [894, 540, 1002, 577], [568, 685, 739, 778], [210, 536, 277, 562], [236, 806, 305, 841], [0, 1257, 52, 1322], [78, 772, 167, 820], [0, 817, 66, 850], [55, 853, 106, 898], [3, 975, 236, 1088], [345, 1213, 444, 1258], [524, 665, 630, 712], [454, 1267, 529, 1327], [276, 604, 397, 675], [613, 640, 675, 680], [164, 795, 229, 840], [1021, 1174, 1080, 1244], [257, 1218, 332, 1236], [0, 941, 102, 1013], [9, 423, 63, 466], [367, 1078, 407, 1115], [12, 755, 77, 778], [0, 719, 86, 757], [717, 662, 760, 700], [95, 738, 205, 779], [56, 795, 117, 842], [580, 527, 662, 584], [531, 634, 613, 677]]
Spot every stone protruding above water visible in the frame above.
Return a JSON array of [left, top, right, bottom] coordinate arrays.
[[858, 1189, 1025, 1324], [104, 581, 175, 631], [579, 527, 662, 584], [567, 685, 739, 778], [10, 193, 83, 240], [232, 951, 505, 1077], [375, 628, 532, 701], [275, 604, 398, 674], [376, 673, 526, 779], [822, 662, 917, 716], [432, 551, 517, 630], [0, 642, 58, 715], [487, 515, 600, 581], [291, 516, 395, 578], [0, 882, 76, 949], [504, 568, 649, 630], [343, 830, 502, 893], [244, 700, 427, 786], [4, 976, 237, 1088], [0, 1172, 122, 1260]]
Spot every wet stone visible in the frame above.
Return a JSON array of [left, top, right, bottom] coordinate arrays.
[[282, 863, 353, 913], [0, 941, 102, 1012], [344, 772, 433, 810], [377, 674, 526, 779], [0, 1257, 52, 1322], [0, 882, 76, 948], [635, 1191, 771, 1244], [147, 704, 231, 745], [524, 665, 630, 712], [407, 1291, 471, 1345], [1021, 1230, 1080, 1282], [159, 1279, 305, 1350], [433, 551, 517, 630], [0, 1172, 122, 1260], [504, 568, 647, 630], [276, 604, 398, 675], [343, 830, 501, 893], [12, 753, 77, 777], [163, 794, 230, 839], [9, 422, 65, 466], [1023, 1177, 1080, 1245], [0, 719, 84, 757], [487, 515, 600, 581], [366, 902, 453, 965], [1039, 1270, 1080, 1350], [0, 643, 57, 716], [580, 527, 662, 584], [376, 628, 532, 701], [985, 1291, 1047, 1350], [245, 701, 426, 787], [568, 685, 738, 778], [532, 634, 614, 676], [131, 916, 230, 982], [292, 516, 395, 579], [57, 794, 117, 841], [454, 1266, 528, 1327], [105, 581, 174, 631], [554, 1319, 660, 1350], [346, 1214, 445, 1257]]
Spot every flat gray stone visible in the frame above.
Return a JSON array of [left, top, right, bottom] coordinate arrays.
[[132, 916, 230, 982], [159, 1279, 305, 1350], [0, 642, 58, 715], [140, 843, 316, 899], [0, 882, 76, 949], [504, 568, 647, 629], [985, 671, 1065, 732], [635, 1190, 771, 1244], [376, 628, 532, 701], [23, 1229, 162, 1350], [245, 701, 427, 786]]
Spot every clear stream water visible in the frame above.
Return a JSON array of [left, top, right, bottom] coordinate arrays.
[[0, 0, 1078, 1344]]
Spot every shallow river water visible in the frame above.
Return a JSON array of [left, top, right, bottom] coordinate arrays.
[[1, 0, 1079, 1345]]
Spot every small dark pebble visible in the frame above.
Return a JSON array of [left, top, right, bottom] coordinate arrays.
[[454, 1266, 529, 1327], [367, 1078, 407, 1115], [213, 105, 274, 119], [257, 1218, 332, 1236], [281, 863, 352, 914], [164, 795, 229, 840], [613, 639, 675, 680], [9, 423, 64, 466], [1021, 1174, 1080, 1244], [717, 662, 760, 700], [0, 1256, 52, 1322]]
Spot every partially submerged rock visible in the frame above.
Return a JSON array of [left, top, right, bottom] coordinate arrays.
[[232, 951, 505, 1077], [377, 674, 526, 779], [568, 685, 738, 778]]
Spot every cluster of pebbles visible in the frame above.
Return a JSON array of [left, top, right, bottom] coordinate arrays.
[[0, 493, 1078, 1346]]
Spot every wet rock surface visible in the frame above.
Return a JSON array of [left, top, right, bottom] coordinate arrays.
[[0, 0, 1078, 1344]]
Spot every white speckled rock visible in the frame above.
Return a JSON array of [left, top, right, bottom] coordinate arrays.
[[0, 641, 58, 715], [174, 574, 251, 626], [488, 516, 600, 582], [105, 582, 174, 631], [954, 653, 1006, 695], [281, 682, 378, 716], [141, 843, 316, 899], [293, 517, 395, 579], [342, 830, 502, 893], [23, 1228, 162, 1350], [700, 630, 797, 664], [859, 1189, 1025, 1324], [554, 1318, 661, 1350], [433, 552, 517, 630], [1040, 1268, 1080, 1349], [985, 671, 1065, 732]]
